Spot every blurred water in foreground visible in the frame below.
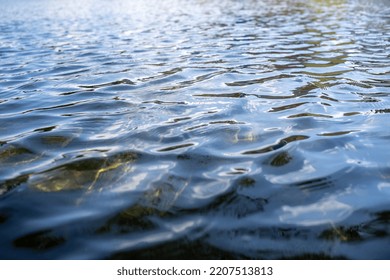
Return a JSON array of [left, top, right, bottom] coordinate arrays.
[[0, 0, 389, 259]]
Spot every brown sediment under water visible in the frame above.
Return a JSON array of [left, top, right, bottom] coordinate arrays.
[[0, 0, 389, 259]]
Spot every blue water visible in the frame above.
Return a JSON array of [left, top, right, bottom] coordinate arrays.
[[0, 0, 389, 259]]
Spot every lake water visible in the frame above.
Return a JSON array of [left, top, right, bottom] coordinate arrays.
[[0, 0, 389, 259]]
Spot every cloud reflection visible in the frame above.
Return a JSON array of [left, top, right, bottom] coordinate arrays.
[[280, 197, 353, 226]]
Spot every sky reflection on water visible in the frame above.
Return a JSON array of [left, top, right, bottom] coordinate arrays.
[[0, 0, 389, 259]]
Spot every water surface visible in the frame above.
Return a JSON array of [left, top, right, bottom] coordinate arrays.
[[0, 0, 390, 259]]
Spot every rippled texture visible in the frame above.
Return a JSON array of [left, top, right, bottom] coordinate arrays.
[[1, 0, 390, 259]]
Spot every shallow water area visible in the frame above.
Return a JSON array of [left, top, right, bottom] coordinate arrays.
[[0, 0, 390, 259]]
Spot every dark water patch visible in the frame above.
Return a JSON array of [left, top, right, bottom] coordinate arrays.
[[109, 238, 245, 260], [33, 125, 57, 133], [266, 151, 293, 167], [201, 225, 353, 259], [314, 210, 390, 253], [0, 144, 38, 165], [142, 100, 187, 105], [243, 135, 309, 155], [157, 143, 194, 152], [269, 102, 308, 112], [209, 120, 244, 125], [0, 174, 29, 197], [343, 112, 361, 116], [320, 226, 362, 242], [13, 229, 65, 250], [59, 89, 94, 96], [294, 177, 334, 192], [374, 108, 390, 114], [166, 116, 192, 124], [287, 113, 333, 119], [237, 177, 256, 187], [0, 213, 7, 224], [79, 78, 135, 89], [184, 123, 209, 131], [95, 204, 164, 235], [28, 151, 138, 192], [194, 92, 246, 98], [362, 211, 390, 238], [206, 191, 267, 218]]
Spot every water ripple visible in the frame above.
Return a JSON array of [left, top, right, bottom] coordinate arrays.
[[0, 0, 389, 259]]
